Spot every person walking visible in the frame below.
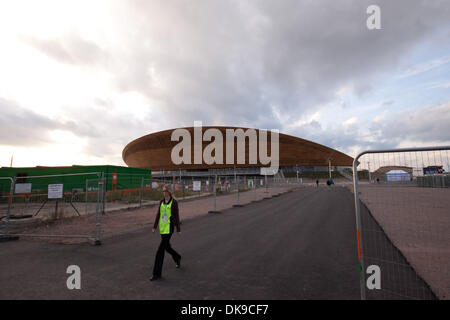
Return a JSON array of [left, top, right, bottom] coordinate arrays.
[[150, 184, 181, 281], [316, 179, 319, 187]]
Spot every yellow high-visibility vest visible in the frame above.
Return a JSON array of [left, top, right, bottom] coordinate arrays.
[[159, 199, 173, 234]]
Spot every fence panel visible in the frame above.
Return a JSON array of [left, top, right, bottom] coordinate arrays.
[[208, 174, 293, 213], [4, 173, 104, 244], [0, 177, 14, 237], [353, 146, 450, 300]]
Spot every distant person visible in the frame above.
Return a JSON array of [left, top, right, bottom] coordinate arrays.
[[316, 179, 319, 187], [376, 178, 380, 184], [151, 184, 181, 281]]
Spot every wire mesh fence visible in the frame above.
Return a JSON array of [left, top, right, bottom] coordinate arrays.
[[1, 173, 104, 244], [1, 170, 301, 244], [206, 175, 293, 213], [0, 177, 14, 237], [353, 146, 450, 300]]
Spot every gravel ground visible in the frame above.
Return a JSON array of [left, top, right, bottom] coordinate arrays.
[[353, 184, 450, 300]]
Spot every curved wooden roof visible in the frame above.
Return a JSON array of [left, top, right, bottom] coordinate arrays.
[[122, 126, 353, 170]]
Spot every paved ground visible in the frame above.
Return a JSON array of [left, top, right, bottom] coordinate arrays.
[[0, 186, 435, 300]]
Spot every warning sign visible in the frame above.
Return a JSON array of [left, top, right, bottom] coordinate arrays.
[[193, 181, 201, 191], [15, 183, 32, 194], [48, 184, 63, 199]]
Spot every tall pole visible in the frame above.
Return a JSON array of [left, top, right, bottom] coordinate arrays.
[[328, 158, 332, 180], [85, 179, 88, 216], [265, 174, 268, 193], [214, 174, 217, 211]]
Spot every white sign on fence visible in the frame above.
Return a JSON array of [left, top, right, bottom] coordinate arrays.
[[193, 181, 201, 191], [152, 182, 158, 189], [15, 183, 32, 194], [48, 184, 63, 199]]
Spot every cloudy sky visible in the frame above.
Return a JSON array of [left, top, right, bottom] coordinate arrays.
[[1, 0, 449, 167]]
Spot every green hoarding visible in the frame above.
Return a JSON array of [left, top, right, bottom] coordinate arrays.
[[0, 165, 151, 194]]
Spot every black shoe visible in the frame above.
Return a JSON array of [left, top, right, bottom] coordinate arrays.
[[176, 257, 181, 268], [150, 275, 161, 281]]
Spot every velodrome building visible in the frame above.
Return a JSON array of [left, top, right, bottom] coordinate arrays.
[[122, 126, 353, 178]]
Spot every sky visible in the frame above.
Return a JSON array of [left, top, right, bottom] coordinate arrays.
[[0, 0, 449, 168]]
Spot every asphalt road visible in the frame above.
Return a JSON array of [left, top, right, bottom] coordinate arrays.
[[0, 187, 363, 299]]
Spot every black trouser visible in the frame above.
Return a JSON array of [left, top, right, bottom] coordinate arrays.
[[152, 231, 181, 277]]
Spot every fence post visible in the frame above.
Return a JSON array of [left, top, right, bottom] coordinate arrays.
[[352, 154, 366, 301], [214, 174, 217, 211], [237, 180, 240, 205], [102, 172, 106, 215], [208, 174, 220, 213], [85, 179, 88, 216], [1, 177, 14, 237], [265, 174, 268, 194], [93, 173, 103, 245], [95, 175, 100, 242], [233, 177, 244, 208], [139, 177, 144, 208], [54, 199, 59, 220]]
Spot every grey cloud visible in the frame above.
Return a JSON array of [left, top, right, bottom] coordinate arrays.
[[380, 103, 450, 143], [0, 98, 67, 146], [59, 102, 159, 164], [288, 102, 450, 157], [104, 0, 450, 132], [20, 33, 107, 66], [0, 98, 140, 164], [288, 122, 392, 157], [7, 1, 450, 163], [97, 0, 449, 159]]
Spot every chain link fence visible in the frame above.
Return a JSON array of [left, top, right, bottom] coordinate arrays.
[[353, 146, 450, 300]]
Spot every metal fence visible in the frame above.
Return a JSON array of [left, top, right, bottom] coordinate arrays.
[[207, 174, 292, 213], [1, 170, 300, 244], [353, 146, 450, 300], [1, 172, 104, 244], [100, 173, 297, 217]]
